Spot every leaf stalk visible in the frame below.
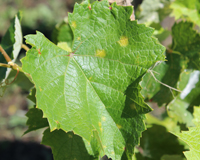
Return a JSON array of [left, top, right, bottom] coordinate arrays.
[[21, 44, 30, 51], [0, 45, 12, 62]]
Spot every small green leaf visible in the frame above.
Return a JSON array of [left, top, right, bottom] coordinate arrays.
[[42, 128, 96, 160], [24, 108, 49, 134]]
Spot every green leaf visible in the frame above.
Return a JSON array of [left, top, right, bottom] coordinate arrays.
[[24, 108, 49, 134], [173, 106, 200, 160], [42, 128, 96, 160], [0, 11, 23, 82], [170, 0, 200, 26], [21, 1, 165, 159]]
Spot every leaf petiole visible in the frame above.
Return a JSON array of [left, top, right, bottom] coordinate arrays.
[[0, 63, 12, 68], [0, 45, 12, 62], [21, 44, 30, 51]]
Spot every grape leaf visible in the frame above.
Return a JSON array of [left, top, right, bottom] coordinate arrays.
[[24, 108, 49, 134], [21, 1, 165, 159], [170, 0, 200, 26], [0, 11, 23, 82], [173, 107, 200, 160]]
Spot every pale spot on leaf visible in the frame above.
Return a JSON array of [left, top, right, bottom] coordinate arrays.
[[96, 49, 106, 58], [116, 124, 122, 129], [68, 134, 73, 138], [39, 86, 42, 91], [102, 116, 106, 121], [118, 36, 129, 47], [98, 122, 102, 127], [71, 21, 77, 28], [130, 103, 136, 110]]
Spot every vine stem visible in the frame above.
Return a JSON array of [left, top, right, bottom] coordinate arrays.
[[21, 44, 30, 51], [0, 45, 12, 62], [0, 63, 12, 68]]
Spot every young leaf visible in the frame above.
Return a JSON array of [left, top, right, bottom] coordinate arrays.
[[21, 1, 165, 159], [0, 11, 23, 82]]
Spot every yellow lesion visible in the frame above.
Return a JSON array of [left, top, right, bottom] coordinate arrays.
[[39, 86, 42, 91], [68, 134, 73, 138], [130, 103, 136, 110], [118, 36, 129, 47], [102, 116, 106, 121], [77, 36, 81, 40], [71, 21, 77, 28], [98, 122, 102, 127], [55, 120, 60, 129], [89, 77, 92, 80], [116, 124, 122, 129], [95, 49, 106, 58]]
